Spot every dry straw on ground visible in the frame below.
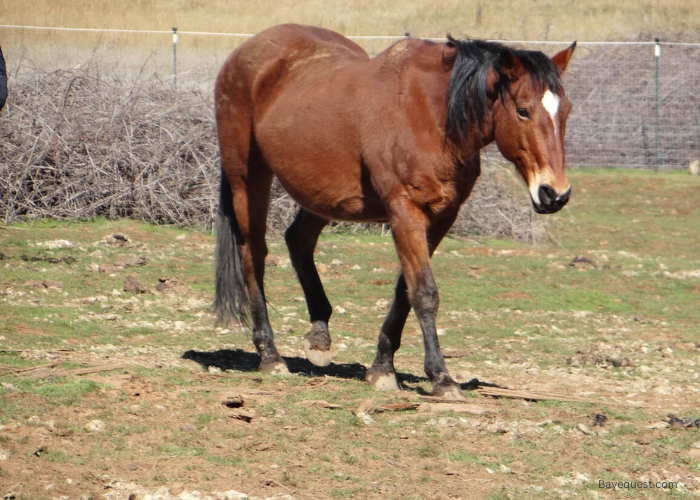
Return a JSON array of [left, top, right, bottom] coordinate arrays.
[[0, 66, 547, 243]]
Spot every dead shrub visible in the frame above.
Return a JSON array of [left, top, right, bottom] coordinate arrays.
[[0, 67, 546, 243]]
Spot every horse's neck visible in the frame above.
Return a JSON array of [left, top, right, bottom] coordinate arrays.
[[383, 40, 495, 162]]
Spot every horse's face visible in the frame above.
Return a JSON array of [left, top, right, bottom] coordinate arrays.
[[492, 44, 576, 214]]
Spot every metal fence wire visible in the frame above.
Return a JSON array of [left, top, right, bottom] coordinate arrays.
[[1, 25, 699, 171]]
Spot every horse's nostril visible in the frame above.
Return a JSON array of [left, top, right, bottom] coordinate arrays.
[[557, 188, 570, 205], [538, 184, 557, 206]]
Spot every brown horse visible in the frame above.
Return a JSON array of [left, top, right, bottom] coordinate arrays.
[[214, 24, 575, 399]]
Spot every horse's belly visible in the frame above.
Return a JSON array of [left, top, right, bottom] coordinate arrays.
[[257, 115, 387, 221], [273, 166, 388, 223]]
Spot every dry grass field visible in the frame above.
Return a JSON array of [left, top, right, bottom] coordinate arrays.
[[1, 0, 699, 84], [3, 0, 698, 40]]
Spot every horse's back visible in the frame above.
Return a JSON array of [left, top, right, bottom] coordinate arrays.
[[216, 24, 368, 106]]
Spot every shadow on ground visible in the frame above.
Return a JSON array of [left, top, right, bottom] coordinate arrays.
[[183, 348, 371, 380], [182, 349, 492, 393]]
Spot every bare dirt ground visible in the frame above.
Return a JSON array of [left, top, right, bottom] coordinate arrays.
[[1, 170, 700, 500], [2, 306, 698, 500]]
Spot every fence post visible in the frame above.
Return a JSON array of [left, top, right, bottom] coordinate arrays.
[[653, 37, 660, 172], [172, 26, 178, 88]]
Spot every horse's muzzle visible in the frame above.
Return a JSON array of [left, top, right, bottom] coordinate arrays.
[[533, 185, 570, 214]]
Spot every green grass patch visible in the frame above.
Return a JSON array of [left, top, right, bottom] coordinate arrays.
[[1, 170, 699, 498]]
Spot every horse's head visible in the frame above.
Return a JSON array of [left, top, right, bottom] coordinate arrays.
[[444, 39, 576, 214], [489, 43, 576, 214]]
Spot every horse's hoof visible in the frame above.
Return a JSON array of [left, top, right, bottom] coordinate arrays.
[[432, 383, 467, 401], [304, 323, 333, 367], [366, 370, 400, 391], [304, 338, 333, 367], [260, 359, 290, 375]]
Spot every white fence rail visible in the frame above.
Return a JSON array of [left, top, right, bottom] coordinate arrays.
[[2, 24, 699, 171]]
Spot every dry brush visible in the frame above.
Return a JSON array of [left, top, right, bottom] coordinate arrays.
[[0, 67, 546, 243]]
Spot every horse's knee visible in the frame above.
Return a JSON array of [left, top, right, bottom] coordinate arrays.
[[411, 278, 439, 317], [412, 283, 440, 316]]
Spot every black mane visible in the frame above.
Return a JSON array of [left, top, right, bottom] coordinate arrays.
[[445, 36, 563, 143]]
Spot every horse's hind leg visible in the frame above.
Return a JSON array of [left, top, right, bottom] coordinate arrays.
[[229, 166, 289, 375], [365, 273, 409, 390], [285, 209, 333, 366]]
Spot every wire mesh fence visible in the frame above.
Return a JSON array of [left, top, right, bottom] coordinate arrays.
[[565, 42, 700, 171], [1, 25, 699, 173]]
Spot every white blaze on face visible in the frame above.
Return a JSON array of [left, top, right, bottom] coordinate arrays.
[[529, 172, 543, 205], [528, 90, 563, 207], [541, 89, 560, 132]]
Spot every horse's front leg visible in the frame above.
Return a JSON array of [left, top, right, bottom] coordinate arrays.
[[365, 222, 453, 391], [370, 200, 465, 400]]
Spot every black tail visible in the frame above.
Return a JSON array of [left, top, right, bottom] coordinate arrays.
[[214, 170, 251, 327]]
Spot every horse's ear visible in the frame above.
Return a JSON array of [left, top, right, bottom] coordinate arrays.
[[551, 41, 576, 73], [499, 49, 524, 82], [442, 37, 458, 69]]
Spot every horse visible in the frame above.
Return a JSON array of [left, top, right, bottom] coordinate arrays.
[[213, 24, 575, 400], [0, 46, 7, 111]]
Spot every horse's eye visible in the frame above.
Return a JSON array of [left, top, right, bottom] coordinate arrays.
[[516, 108, 530, 119]]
